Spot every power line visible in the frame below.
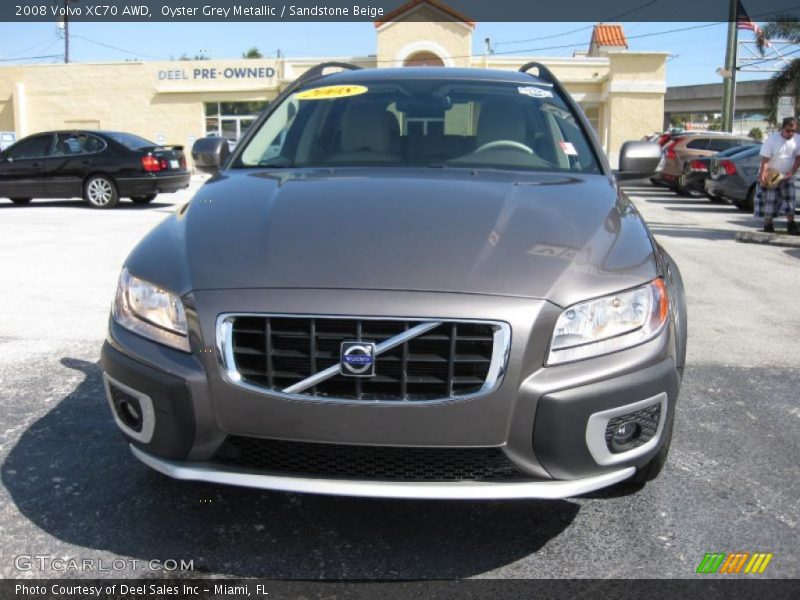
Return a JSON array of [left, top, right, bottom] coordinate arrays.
[[0, 37, 59, 60], [71, 34, 168, 60], [494, 0, 661, 48], [0, 54, 63, 63]]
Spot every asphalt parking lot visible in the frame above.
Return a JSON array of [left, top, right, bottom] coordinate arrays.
[[1, 179, 798, 579]]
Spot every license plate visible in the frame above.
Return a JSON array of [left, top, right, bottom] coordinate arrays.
[[170, 160, 179, 169]]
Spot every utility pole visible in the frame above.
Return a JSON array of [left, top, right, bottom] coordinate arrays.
[[58, 0, 79, 63], [64, 0, 69, 63], [721, 0, 738, 132]]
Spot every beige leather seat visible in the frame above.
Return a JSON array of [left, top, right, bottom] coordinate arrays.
[[329, 103, 400, 162], [475, 100, 529, 149]]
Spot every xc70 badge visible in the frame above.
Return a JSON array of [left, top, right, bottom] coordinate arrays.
[[340, 342, 376, 377]]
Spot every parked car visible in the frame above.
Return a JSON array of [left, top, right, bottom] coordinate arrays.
[[0, 130, 190, 208], [101, 62, 686, 500], [704, 144, 764, 211], [676, 143, 759, 198], [653, 133, 753, 193]]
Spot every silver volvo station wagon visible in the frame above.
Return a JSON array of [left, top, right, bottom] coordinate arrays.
[[101, 63, 686, 499]]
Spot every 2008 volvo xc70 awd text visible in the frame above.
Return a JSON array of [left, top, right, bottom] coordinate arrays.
[[101, 63, 686, 499]]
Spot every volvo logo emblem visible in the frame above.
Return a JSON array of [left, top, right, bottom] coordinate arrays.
[[340, 342, 376, 377]]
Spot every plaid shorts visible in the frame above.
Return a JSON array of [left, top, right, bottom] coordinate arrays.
[[754, 179, 797, 218]]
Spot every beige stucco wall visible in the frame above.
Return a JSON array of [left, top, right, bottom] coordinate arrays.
[[1, 59, 281, 165], [0, 38, 667, 170], [0, 67, 20, 132], [376, 8, 472, 67], [603, 53, 668, 165]]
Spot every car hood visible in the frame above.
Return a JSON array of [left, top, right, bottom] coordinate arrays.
[[127, 168, 657, 308]]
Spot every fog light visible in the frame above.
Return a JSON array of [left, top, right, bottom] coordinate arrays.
[[604, 404, 661, 454], [109, 384, 145, 432], [610, 421, 641, 451]]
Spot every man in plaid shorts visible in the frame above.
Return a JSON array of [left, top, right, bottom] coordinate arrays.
[[756, 117, 800, 234]]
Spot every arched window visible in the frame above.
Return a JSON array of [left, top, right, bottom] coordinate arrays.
[[403, 51, 445, 67]]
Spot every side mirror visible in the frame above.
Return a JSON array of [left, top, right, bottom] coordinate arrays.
[[615, 141, 662, 181], [191, 137, 230, 175]]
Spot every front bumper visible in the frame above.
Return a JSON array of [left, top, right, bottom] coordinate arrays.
[[101, 289, 681, 499], [130, 444, 635, 500]]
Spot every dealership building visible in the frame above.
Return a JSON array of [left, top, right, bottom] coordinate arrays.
[[0, 0, 668, 167]]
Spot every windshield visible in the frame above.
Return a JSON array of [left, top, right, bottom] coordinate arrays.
[[234, 78, 601, 174], [104, 132, 156, 150]]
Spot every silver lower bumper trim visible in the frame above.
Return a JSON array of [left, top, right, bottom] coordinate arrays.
[[130, 445, 635, 500]]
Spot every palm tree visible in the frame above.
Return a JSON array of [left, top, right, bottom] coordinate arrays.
[[756, 17, 800, 123], [242, 47, 263, 59]]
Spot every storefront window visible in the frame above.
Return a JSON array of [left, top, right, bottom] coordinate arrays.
[[204, 101, 269, 145]]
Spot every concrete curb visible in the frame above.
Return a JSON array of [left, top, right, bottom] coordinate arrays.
[[735, 230, 800, 248]]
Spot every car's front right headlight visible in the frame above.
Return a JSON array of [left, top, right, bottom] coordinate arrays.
[[112, 267, 190, 352], [546, 278, 668, 365]]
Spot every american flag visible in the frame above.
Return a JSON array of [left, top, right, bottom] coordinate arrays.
[[737, 1, 761, 34]]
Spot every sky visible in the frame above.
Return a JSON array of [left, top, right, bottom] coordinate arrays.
[[0, 20, 783, 88]]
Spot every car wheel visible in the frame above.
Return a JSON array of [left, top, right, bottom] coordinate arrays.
[[84, 175, 119, 209], [675, 170, 692, 196], [733, 186, 756, 211], [10, 198, 32, 205], [130, 194, 157, 204], [744, 184, 757, 212]]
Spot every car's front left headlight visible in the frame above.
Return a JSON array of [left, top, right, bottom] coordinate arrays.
[[112, 267, 190, 352], [547, 278, 668, 365]]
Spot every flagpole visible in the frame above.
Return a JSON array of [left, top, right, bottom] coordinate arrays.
[[721, 0, 738, 132]]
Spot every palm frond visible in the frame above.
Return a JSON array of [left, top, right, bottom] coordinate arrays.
[[764, 58, 800, 123], [757, 16, 800, 55]]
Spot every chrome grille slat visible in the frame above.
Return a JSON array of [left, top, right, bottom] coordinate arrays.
[[217, 314, 510, 403]]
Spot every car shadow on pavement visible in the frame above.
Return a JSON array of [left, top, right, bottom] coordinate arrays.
[[648, 225, 734, 241], [0, 200, 173, 210], [2, 357, 580, 579]]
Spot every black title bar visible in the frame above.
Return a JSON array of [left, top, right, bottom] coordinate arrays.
[[3, 0, 800, 22]]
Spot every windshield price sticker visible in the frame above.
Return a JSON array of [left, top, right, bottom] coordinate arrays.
[[518, 86, 554, 98], [297, 85, 369, 100], [559, 141, 578, 155]]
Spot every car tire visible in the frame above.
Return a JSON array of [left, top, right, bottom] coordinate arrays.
[[733, 186, 756, 212], [10, 198, 32, 205], [84, 175, 119, 209], [676, 166, 702, 197], [675, 169, 692, 196], [130, 194, 157, 204]]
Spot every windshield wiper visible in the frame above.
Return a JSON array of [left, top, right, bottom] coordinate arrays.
[[257, 161, 294, 168]]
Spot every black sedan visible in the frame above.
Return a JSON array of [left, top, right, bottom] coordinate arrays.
[[0, 131, 190, 208]]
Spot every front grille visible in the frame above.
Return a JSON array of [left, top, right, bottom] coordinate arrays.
[[215, 436, 523, 482], [223, 316, 507, 401]]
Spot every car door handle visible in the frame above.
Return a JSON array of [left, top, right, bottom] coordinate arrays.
[[31, 162, 42, 167]]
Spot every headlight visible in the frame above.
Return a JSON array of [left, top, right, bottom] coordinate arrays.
[[547, 278, 668, 365], [112, 267, 190, 352]]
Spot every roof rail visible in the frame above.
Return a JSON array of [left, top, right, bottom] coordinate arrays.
[[518, 61, 561, 88], [289, 61, 363, 90]]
